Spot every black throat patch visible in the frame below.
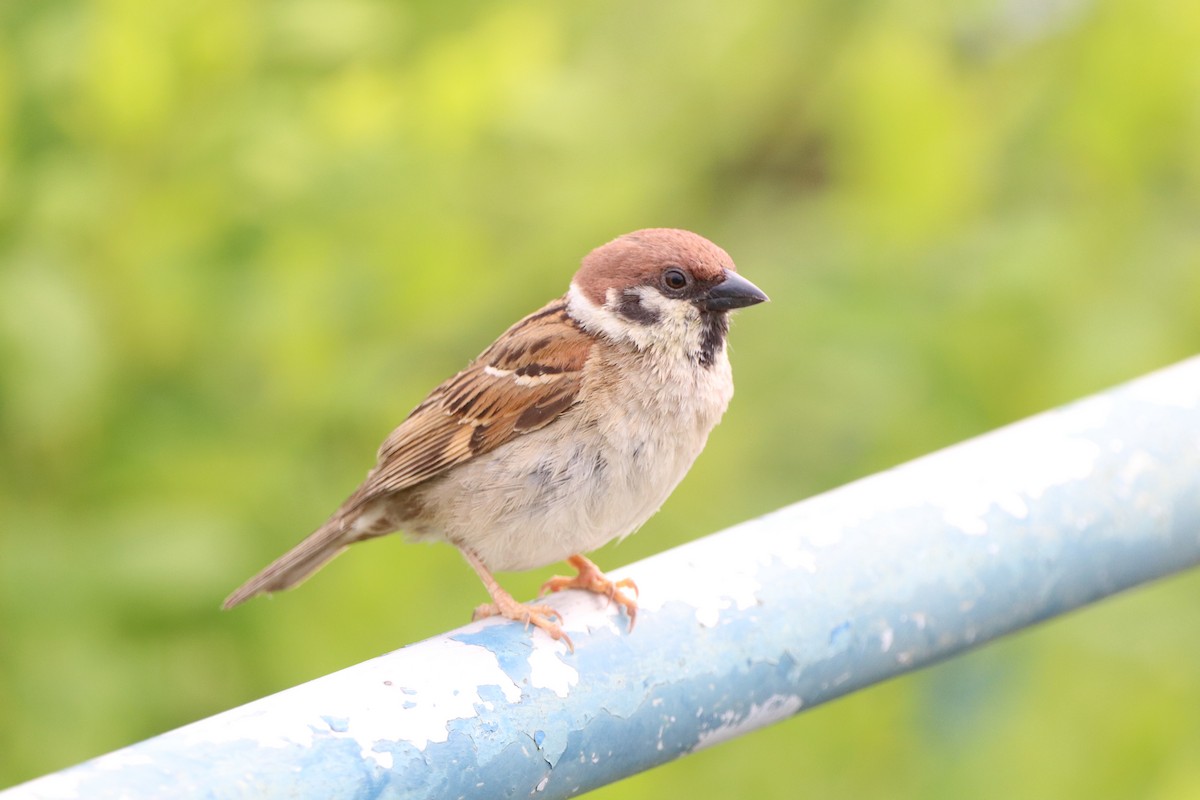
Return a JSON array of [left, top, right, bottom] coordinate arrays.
[[698, 311, 729, 368]]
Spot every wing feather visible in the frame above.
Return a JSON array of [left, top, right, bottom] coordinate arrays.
[[342, 298, 590, 513]]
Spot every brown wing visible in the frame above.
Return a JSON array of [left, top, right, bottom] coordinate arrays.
[[343, 298, 591, 512]]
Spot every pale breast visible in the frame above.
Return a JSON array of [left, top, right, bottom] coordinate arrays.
[[409, 345, 734, 571]]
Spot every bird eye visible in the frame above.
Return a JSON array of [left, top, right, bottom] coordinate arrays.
[[663, 267, 689, 291]]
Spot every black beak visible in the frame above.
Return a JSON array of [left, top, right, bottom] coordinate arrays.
[[697, 269, 769, 312]]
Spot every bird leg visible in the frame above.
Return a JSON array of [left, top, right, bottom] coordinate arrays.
[[540, 554, 639, 631], [460, 548, 573, 652]]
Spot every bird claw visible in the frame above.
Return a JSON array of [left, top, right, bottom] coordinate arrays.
[[473, 599, 574, 652], [540, 555, 639, 631]]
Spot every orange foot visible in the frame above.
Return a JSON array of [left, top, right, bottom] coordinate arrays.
[[460, 547, 574, 651], [472, 595, 574, 653], [540, 554, 639, 631]]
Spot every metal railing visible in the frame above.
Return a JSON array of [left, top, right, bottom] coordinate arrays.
[[5, 357, 1200, 800]]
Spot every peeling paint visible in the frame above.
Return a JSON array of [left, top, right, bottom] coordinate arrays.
[[168, 635, 524, 773], [527, 642, 578, 698], [630, 547, 764, 629], [693, 695, 804, 751]]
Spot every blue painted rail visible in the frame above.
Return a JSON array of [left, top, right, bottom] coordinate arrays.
[[5, 357, 1200, 799]]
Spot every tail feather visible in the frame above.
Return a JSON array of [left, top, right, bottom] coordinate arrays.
[[223, 520, 349, 609]]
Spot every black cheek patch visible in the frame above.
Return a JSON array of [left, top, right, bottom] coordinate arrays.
[[614, 291, 662, 326]]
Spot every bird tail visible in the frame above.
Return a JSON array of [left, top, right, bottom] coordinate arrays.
[[222, 519, 349, 610]]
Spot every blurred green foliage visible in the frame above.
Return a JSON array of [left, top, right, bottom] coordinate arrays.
[[2, 0, 1199, 795]]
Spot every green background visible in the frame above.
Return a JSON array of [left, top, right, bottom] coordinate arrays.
[[3, 0, 1200, 795]]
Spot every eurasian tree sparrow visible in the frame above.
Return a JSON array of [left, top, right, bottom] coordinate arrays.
[[224, 229, 768, 650]]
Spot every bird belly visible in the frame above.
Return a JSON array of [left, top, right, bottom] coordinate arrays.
[[409, 426, 675, 570], [417, 369, 730, 570]]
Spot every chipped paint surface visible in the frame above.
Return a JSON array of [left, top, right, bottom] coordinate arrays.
[[632, 535, 766, 628], [5, 357, 1200, 800], [694, 695, 805, 751], [212, 637, 522, 759], [527, 636, 579, 698]]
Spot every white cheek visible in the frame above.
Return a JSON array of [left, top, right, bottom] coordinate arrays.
[[566, 281, 705, 358], [566, 282, 626, 342], [633, 289, 698, 344]]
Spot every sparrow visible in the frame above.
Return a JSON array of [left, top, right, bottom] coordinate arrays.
[[223, 228, 767, 650]]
